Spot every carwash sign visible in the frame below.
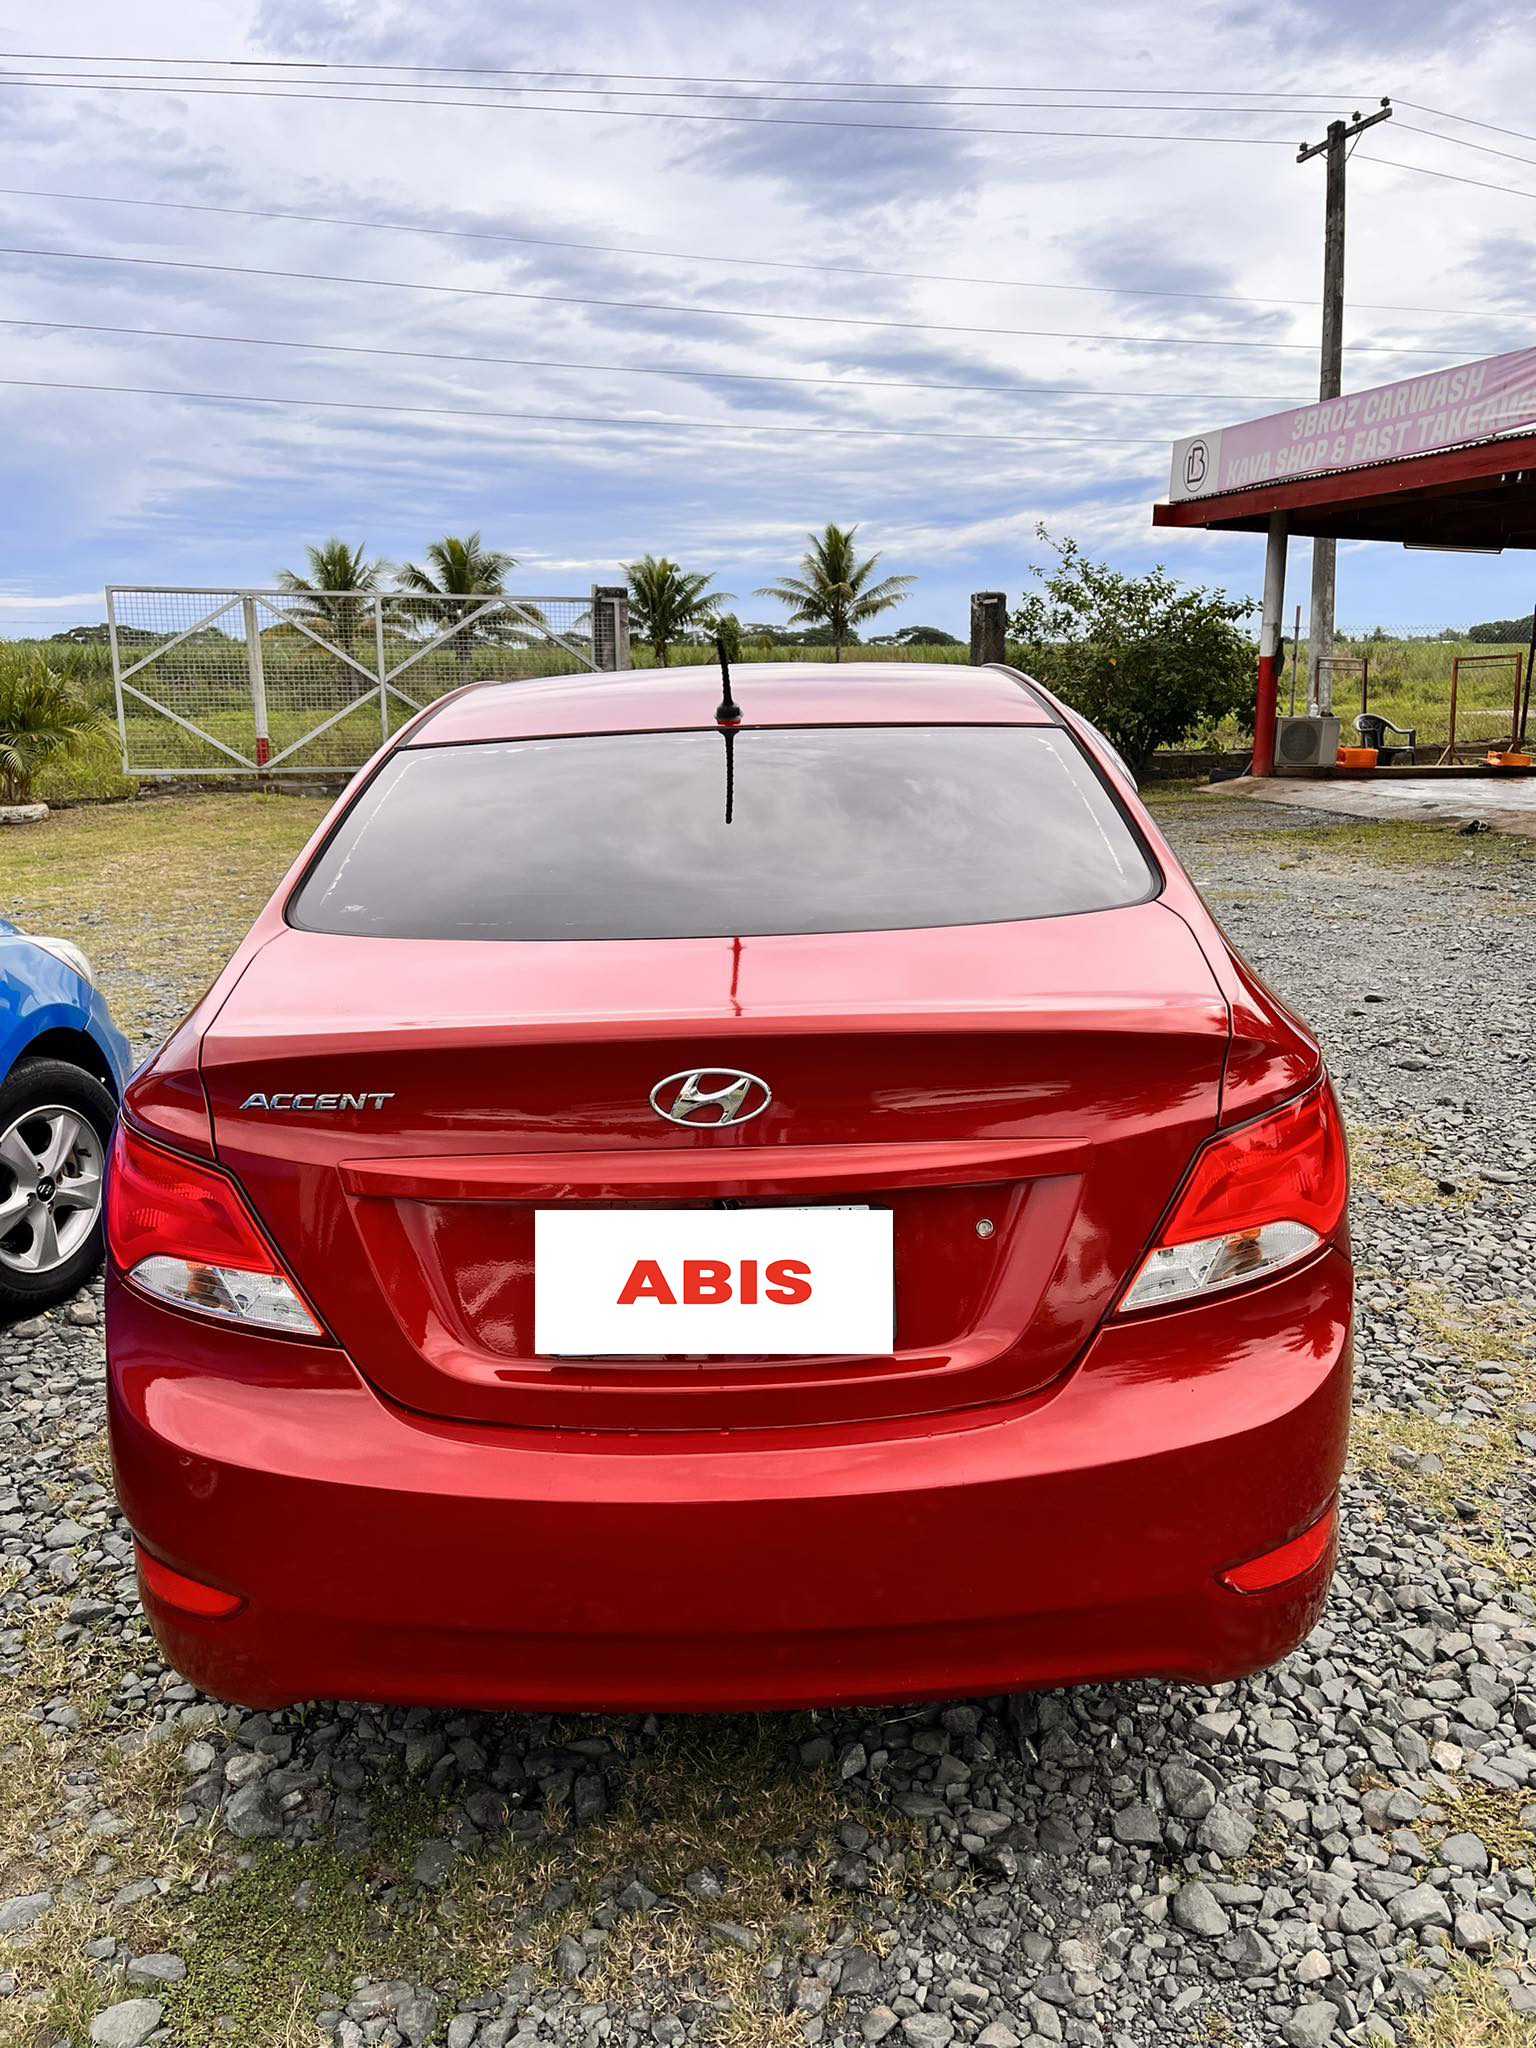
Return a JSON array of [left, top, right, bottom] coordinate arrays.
[[1170, 345, 1536, 503]]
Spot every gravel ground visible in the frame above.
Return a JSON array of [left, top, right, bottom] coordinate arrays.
[[2, 793, 1535, 2048]]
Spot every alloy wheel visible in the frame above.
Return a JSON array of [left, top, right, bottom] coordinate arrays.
[[0, 1105, 106, 1276]]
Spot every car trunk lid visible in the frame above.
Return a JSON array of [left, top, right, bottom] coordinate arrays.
[[200, 904, 1229, 1430]]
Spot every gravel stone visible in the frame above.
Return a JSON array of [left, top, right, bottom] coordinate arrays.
[[1170, 1882, 1231, 1938], [1439, 1830, 1490, 1872], [1110, 1803, 1162, 1846], [1281, 2004, 1338, 2048], [554, 1934, 588, 1981], [901, 2018, 955, 2047], [223, 1781, 280, 1839], [1389, 1882, 1453, 1933], [1160, 1761, 1216, 1820], [0, 1893, 52, 1933], [124, 1952, 185, 1984], [88, 2002, 164, 2048], [1196, 1805, 1256, 1859]]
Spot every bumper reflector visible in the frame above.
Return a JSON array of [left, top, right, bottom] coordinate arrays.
[[135, 1543, 245, 1619], [1219, 1504, 1337, 1594]]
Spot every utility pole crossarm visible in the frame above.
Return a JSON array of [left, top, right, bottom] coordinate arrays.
[[1296, 97, 1393, 164]]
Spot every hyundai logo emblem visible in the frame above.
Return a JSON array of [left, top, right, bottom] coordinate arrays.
[[649, 1068, 772, 1127]]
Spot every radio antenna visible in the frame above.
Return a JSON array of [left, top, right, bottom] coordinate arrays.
[[714, 635, 740, 824], [714, 635, 741, 730]]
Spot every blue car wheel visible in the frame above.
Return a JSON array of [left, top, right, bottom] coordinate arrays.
[[0, 1055, 116, 1316]]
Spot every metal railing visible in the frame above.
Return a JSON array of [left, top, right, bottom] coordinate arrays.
[[106, 585, 629, 777]]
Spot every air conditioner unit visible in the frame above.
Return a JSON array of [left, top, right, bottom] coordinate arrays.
[[1273, 714, 1341, 770]]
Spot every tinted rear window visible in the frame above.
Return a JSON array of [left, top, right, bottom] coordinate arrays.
[[290, 725, 1154, 941]]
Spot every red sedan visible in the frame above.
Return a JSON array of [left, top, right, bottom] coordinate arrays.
[[105, 662, 1350, 1712]]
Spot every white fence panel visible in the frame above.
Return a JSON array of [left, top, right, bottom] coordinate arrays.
[[107, 586, 628, 776]]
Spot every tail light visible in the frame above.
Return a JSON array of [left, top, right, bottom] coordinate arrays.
[[1118, 1082, 1346, 1314], [135, 1542, 245, 1619], [106, 1123, 323, 1338], [1219, 1502, 1337, 1594]]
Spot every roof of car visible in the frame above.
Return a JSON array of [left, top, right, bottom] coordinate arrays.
[[407, 661, 1059, 746]]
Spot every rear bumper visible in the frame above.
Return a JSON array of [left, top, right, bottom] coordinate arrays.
[[106, 1252, 1351, 1712]]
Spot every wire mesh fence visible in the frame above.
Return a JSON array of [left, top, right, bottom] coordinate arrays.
[[1277, 631, 1534, 756], [107, 588, 621, 776]]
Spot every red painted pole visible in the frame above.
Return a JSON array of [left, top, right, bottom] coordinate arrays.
[[1253, 653, 1279, 777], [1252, 511, 1289, 777]]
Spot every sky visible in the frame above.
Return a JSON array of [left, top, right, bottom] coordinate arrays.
[[2, 0, 1536, 640]]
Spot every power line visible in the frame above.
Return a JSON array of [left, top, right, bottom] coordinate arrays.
[[0, 316, 1310, 407], [1, 181, 1519, 322], [1358, 150, 1536, 204], [0, 51, 1368, 95], [1395, 117, 1536, 172], [1396, 99, 1536, 151], [0, 68, 1352, 118], [0, 243, 1483, 355], [0, 73, 1306, 143], [0, 373, 1176, 446]]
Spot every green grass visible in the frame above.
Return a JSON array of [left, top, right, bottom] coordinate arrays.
[[1246, 816, 1536, 875], [0, 1709, 933, 2048], [0, 793, 327, 1039], [1404, 1956, 1536, 2047], [1223, 637, 1530, 754], [1349, 1283, 1536, 1593]]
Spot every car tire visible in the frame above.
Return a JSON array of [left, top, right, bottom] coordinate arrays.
[[0, 1057, 117, 1321]]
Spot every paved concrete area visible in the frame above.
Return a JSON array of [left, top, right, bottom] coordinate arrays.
[[1205, 773, 1536, 836]]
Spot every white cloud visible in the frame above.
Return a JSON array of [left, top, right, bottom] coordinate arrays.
[[0, 0, 1532, 631]]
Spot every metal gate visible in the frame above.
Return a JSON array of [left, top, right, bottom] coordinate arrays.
[[107, 585, 630, 777]]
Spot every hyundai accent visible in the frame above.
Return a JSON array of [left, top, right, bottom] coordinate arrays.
[[105, 662, 1350, 1710]]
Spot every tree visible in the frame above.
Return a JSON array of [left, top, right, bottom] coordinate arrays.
[[275, 538, 389, 657], [0, 650, 111, 804], [275, 538, 390, 705], [755, 523, 916, 660], [1468, 615, 1535, 644], [894, 625, 961, 647], [397, 532, 524, 687], [1010, 527, 1256, 771], [623, 555, 730, 666]]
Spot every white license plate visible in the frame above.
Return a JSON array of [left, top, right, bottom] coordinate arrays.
[[534, 1207, 894, 1357]]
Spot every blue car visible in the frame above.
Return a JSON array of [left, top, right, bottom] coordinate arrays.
[[0, 919, 132, 1317]]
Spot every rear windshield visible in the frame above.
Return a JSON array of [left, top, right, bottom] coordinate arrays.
[[289, 725, 1155, 941]]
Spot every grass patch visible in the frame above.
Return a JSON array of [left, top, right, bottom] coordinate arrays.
[[0, 1717, 937, 2048], [32, 730, 139, 806], [1351, 1128, 1474, 1214], [1223, 1811, 1289, 1884], [1251, 817, 1536, 874], [1349, 1283, 1535, 1591], [1430, 1787, 1536, 1872], [0, 793, 326, 1040], [1404, 1955, 1536, 2047], [169, 1801, 450, 2046]]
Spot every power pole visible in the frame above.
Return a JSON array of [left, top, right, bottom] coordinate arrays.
[[1297, 98, 1392, 714]]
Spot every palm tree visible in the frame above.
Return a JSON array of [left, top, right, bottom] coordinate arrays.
[[396, 532, 526, 686], [624, 555, 732, 666], [275, 538, 388, 654], [756, 523, 916, 660], [0, 650, 111, 804]]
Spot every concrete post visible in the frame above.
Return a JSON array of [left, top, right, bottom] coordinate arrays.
[[592, 585, 631, 671], [1253, 512, 1288, 778], [242, 594, 271, 771], [970, 591, 1007, 666]]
